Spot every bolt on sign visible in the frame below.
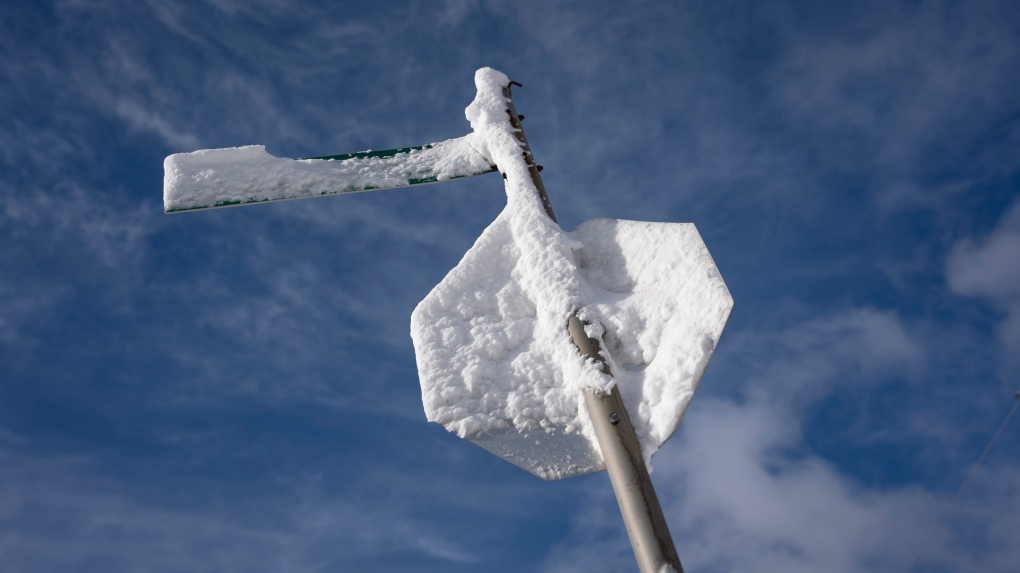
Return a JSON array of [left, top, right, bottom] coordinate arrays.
[[164, 67, 732, 573]]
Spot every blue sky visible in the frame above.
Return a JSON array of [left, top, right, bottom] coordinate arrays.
[[1, 1, 1019, 571]]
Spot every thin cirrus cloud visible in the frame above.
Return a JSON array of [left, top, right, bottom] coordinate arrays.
[[767, 2, 1019, 213], [0, 444, 485, 572]]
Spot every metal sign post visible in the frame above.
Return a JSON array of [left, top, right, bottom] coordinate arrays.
[[164, 68, 732, 573], [505, 85, 683, 573]]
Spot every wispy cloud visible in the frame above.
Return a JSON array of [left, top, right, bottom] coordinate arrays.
[[114, 100, 199, 150], [770, 1, 1020, 213], [0, 181, 155, 354], [1, 2, 1017, 571], [0, 441, 485, 572]]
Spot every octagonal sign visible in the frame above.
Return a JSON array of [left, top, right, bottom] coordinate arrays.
[[411, 212, 733, 480]]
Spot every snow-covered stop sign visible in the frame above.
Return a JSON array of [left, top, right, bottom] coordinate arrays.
[[411, 69, 733, 480], [162, 66, 733, 484], [162, 66, 730, 572]]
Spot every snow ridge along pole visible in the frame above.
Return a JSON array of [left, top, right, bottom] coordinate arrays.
[[503, 84, 684, 573]]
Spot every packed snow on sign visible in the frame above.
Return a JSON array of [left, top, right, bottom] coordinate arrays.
[[162, 135, 494, 213], [410, 68, 734, 480]]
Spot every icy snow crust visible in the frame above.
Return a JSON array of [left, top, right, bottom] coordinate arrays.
[[411, 68, 733, 479], [163, 136, 494, 213]]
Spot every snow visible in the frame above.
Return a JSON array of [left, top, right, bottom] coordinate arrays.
[[163, 135, 493, 213], [410, 68, 733, 479], [163, 65, 733, 480]]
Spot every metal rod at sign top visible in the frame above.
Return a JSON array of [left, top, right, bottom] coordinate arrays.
[[503, 84, 557, 223], [503, 84, 684, 573]]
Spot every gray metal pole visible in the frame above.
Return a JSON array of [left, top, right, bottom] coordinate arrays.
[[569, 317, 684, 573], [503, 84, 557, 223], [504, 83, 684, 573]]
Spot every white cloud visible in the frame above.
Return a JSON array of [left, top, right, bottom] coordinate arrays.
[[541, 308, 1019, 572], [947, 201, 1020, 354], [659, 399, 931, 573], [723, 308, 923, 409]]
